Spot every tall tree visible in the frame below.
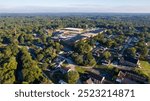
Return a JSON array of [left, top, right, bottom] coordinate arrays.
[[67, 70, 79, 84]]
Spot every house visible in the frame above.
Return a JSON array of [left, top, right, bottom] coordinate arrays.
[[84, 78, 94, 84], [132, 37, 139, 43], [116, 71, 148, 84], [81, 72, 112, 84], [58, 80, 68, 84], [101, 59, 110, 65], [101, 79, 113, 84], [119, 56, 140, 67], [92, 48, 101, 57], [54, 57, 65, 64], [92, 46, 107, 57], [116, 71, 137, 84]]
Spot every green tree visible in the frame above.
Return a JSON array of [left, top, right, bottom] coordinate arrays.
[[84, 52, 96, 66], [127, 47, 136, 58], [45, 47, 57, 60], [140, 47, 148, 58], [72, 53, 84, 65], [106, 39, 114, 48], [103, 51, 111, 60], [20, 48, 43, 83], [41, 62, 49, 70], [3, 56, 17, 70], [67, 70, 79, 84], [75, 40, 92, 54], [75, 55, 84, 65], [22, 67, 42, 83], [0, 56, 17, 84], [3, 47, 12, 57], [0, 70, 16, 84], [37, 54, 44, 61], [18, 35, 24, 44]]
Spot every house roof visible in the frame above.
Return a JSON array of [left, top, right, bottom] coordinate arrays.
[[125, 72, 147, 83], [124, 56, 138, 64], [85, 78, 94, 84], [63, 28, 83, 31], [65, 34, 86, 43], [87, 72, 104, 84], [88, 29, 105, 34], [101, 79, 113, 84], [121, 78, 138, 84], [117, 71, 148, 84]]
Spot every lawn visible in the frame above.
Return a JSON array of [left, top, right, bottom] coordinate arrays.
[[95, 64, 114, 69], [136, 61, 150, 79], [140, 61, 150, 69], [75, 66, 86, 73]]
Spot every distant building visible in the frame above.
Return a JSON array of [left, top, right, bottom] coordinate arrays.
[[63, 28, 83, 33], [52, 28, 106, 45], [82, 33, 98, 38], [53, 28, 83, 36], [88, 28, 107, 34], [64, 34, 86, 44]]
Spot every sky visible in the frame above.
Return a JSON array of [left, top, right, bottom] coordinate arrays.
[[0, 0, 150, 13]]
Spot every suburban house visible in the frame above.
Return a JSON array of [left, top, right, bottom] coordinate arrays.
[[58, 80, 68, 84], [81, 72, 112, 84], [119, 56, 140, 67], [116, 71, 148, 84]]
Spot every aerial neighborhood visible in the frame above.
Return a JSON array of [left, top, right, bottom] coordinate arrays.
[[0, 14, 150, 84]]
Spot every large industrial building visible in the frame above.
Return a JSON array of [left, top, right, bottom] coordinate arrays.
[[52, 27, 107, 45]]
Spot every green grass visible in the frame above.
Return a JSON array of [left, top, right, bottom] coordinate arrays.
[[95, 64, 113, 69], [75, 66, 86, 73], [94, 65, 115, 74], [95, 65, 108, 68], [140, 61, 150, 69], [135, 61, 150, 79]]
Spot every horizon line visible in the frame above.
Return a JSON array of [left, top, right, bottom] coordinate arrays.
[[0, 12, 150, 14]]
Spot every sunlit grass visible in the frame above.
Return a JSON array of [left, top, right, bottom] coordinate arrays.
[[135, 61, 150, 79]]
